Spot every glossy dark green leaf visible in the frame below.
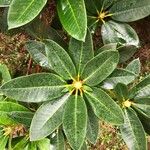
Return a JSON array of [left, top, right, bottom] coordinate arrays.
[[69, 29, 94, 74], [120, 108, 147, 150], [30, 93, 70, 141], [0, 101, 29, 125], [102, 68, 136, 89], [126, 58, 141, 76], [63, 95, 87, 150], [114, 83, 129, 101], [0, 0, 11, 7], [57, 0, 87, 41], [8, 0, 47, 29], [1, 73, 66, 102], [44, 40, 76, 80], [86, 102, 99, 144], [25, 41, 50, 69], [110, 0, 150, 22], [0, 63, 11, 84], [82, 50, 119, 86], [101, 21, 139, 47], [95, 43, 117, 56], [36, 138, 50, 150], [85, 87, 124, 125]]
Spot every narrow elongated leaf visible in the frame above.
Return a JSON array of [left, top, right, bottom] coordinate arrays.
[[30, 93, 70, 141], [44, 40, 76, 80], [86, 102, 99, 144], [85, 87, 124, 125], [1, 73, 66, 102], [0, 63, 11, 84], [57, 0, 87, 41], [102, 68, 136, 89], [126, 58, 141, 76], [69, 29, 94, 74], [110, 0, 150, 22], [101, 21, 139, 47], [63, 95, 87, 150], [120, 108, 147, 150], [25, 41, 50, 69], [82, 50, 119, 86], [114, 83, 129, 101], [8, 0, 47, 29]]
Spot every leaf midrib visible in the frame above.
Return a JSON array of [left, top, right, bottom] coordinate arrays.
[[15, 0, 35, 22], [66, 0, 83, 35]]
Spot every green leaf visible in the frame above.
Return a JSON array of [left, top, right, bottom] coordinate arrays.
[[86, 102, 99, 144], [101, 21, 139, 47], [135, 85, 150, 99], [0, 0, 11, 7], [8, 0, 47, 29], [56, 129, 66, 150], [0, 135, 9, 150], [57, 0, 87, 41], [69, 29, 94, 74], [85, 87, 124, 125], [63, 95, 87, 150], [95, 43, 117, 56], [81, 50, 119, 86], [0, 101, 29, 125], [132, 98, 150, 118], [114, 83, 129, 101], [136, 109, 150, 135], [1, 73, 66, 102], [120, 108, 147, 150], [110, 0, 150, 22], [0, 63, 11, 84], [9, 111, 34, 126], [13, 136, 29, 150], [36, 138, 50, 150], [50, 129, 66, 150], [25, 41, 50, 69], [44, 40, 76, 80], [30, 93, 70, 141], [102, 68, 136, 89], [118, 45, 138, 63], [126, 58, 141, 76], [25, 19, 67, 49]]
